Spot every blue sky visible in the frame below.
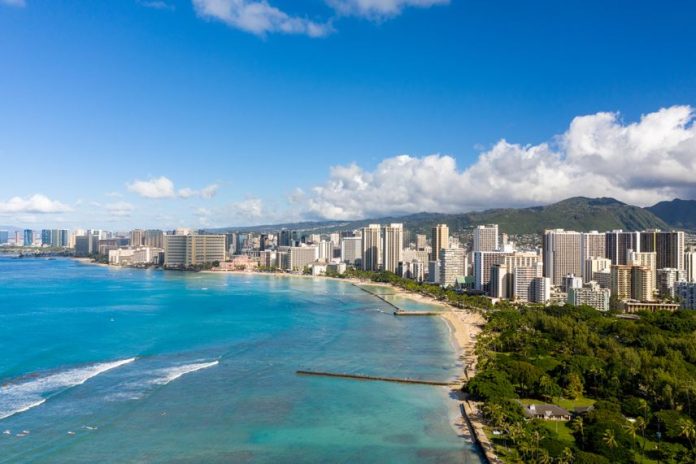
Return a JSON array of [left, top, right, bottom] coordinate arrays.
[[1, 0, 696, 229]]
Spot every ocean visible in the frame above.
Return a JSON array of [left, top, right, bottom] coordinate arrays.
[[0, 257, 481, 463]]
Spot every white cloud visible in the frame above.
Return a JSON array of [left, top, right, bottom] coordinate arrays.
[[0, 194, 72, 214], [0, 0, 26, 7], [138, 0, 175, 10], [192, 0, 332, 37], [127, 176, 176, 198], [127, 177, 218, 199], [306, 105, 696, 219], [105, 202, 135, 218], [233, 197, 264, 219], [178, 183, 219, 199], [327, 0, 448, 18]]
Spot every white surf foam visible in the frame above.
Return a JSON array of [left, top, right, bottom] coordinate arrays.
[[0, 358, 135, 421], [107, 360, 219, 401]]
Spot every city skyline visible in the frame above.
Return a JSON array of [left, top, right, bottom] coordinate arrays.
[[3, 1, 696, 229]]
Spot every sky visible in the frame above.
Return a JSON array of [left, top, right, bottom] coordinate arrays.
[[1, 0, 696, 230]]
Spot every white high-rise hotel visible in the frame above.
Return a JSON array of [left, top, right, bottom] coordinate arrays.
[[382, 223, 403, 273], [361, 224, 382, 271], [473, 224, 499, 252]]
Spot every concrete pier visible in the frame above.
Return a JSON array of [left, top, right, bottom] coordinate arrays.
[[296, 370, 457, 386]]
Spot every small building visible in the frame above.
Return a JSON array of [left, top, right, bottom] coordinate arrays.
[[522, 403, 571, 421]]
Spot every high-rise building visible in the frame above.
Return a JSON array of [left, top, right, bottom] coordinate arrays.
[[568, 282, 611, 311], [439, 248, 466, 288], [631, 266, 654, 302], [0, 230, 8, 245], [605, 231, 640, 265], [287, 246, 318, 271], [640, 230, 685, 271], [129, 229, 145, 247], [318, 240, 334, 262], [584, 257, 612, 283], [610, 265, 633, 300], [431, 224, 449, 261], [490, 263, 511, 298], [685, 251, 696, 282], [382, 223, 403, 273], [530, 277, 551, 304], [628, 251, 657, 290], [562, 274, 583, 291], [361, 224, 381, 271], [23, 229, 34, 247], [657, 268, 684, 298], [415, 234, 427, 251], [473, 251, 507, 292], [144, 230, 164, 249], [74, 234, 99, 257], [580, 231, 605, 278], [543, 229, 582, 286], [341, 237, 362, 265], [41, 229, 52, 246], [513, 263, 544, 302], [676, 282, 696, 310], [279, 230, 293, 247], [473, 224, 498, 252], [163, 234, 226, 268]]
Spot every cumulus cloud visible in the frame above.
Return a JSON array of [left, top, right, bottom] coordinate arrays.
[[0, 194, 72, 214], [233, 197, 264, 219], [105, 202, 135, 218], [0, 0, 26, 7], [127, 177, 218, 199], [127, 176, 176, 198], [327, 0, 448, 19], [306, 105, 696, 220], [192, 0, 332, 37]]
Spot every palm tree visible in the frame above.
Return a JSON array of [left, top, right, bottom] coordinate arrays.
[[557, 447, 574, 464], [623, 421, 637, 455], [603, 428, 618, 450], [570, 416, 584, 448], [635, 416, 647, 459], [678, 418, 696, 451], [537, 449, 552, 464]]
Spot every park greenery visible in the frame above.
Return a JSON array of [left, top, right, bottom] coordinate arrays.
[[467, 305, 696, 463]]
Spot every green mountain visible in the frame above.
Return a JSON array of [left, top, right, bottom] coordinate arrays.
[[646, 199, 696, 230], [214, 197, 671, 235]]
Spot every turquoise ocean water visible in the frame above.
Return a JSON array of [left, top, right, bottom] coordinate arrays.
[[0, 257, 481, 463]]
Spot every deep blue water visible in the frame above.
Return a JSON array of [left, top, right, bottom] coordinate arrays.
[[0, 257, 481, 463]]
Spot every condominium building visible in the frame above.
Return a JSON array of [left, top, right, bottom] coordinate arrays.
[[530, 277, 551, 304], [605, 230, 640, 265], [341, 237, 362, 265], [513, 263, 544, 302], [685, 251, 696, 282], [318, 240, 334, 262], [675, 282, 696, 310], [490, 263, 511, 299], [439, 248, 466, 288], [568, 282, 611, 311], [657, 268, 684, 298], [473, 251, 509, 292], [0, 230, 8, 244], [415, 234, 427, 251], [287, 246, 318, 271], [382, 223, 403, 273], [431, 224, 449, 261], [23, 229, 34, 247], [584, 257, 612, 283], [640, 230, 685, 271], [632, 266, 654, 302], [130, 229, 145, 247], [628, 251, 657, 290], [163, 234, 226, 268], [580, 232, 606, 277], [562, 274, 583, 291], [593, 268, 611, 289], [543, 229, 582, 286], [610, 265, 633, 300], [361, 224, 381, 271], [473, 224, 498, 252]]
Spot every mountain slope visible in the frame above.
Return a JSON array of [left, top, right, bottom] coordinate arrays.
[[646, 199, 696, 230], [214, 197, 670, 235]]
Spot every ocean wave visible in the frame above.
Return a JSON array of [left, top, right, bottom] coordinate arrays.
[[107, 360, 219, 401], [0, 358, 135, 421]]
